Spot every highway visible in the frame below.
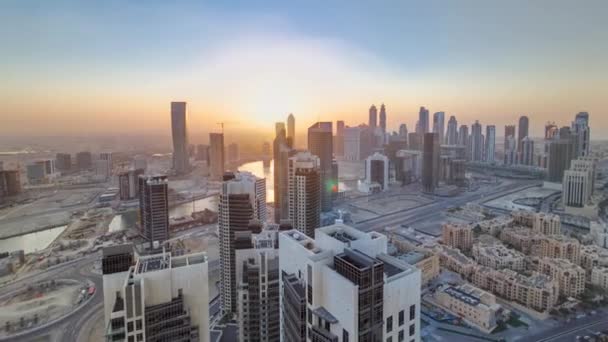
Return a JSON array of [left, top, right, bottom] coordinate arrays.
[[522, 311, 608, 342]]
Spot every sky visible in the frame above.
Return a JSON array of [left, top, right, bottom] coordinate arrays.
[[1, 0, 607, 139]]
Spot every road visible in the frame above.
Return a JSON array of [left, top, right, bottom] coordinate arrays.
[[355, 180, 542, 232], [522, 312, 608, 342]]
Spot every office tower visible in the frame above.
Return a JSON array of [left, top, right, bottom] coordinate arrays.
[[433, 111, 445, 145], [343, 125, 371, 161], [458, 125, 469, 147], [504, 125, 516, 150], [219, 171, 267, 315], [274, 124, 292, 223], [171, 101, 190, 174], [572, 112, 591, 157], [545, 122, 558, 140], [335, 120, 345, 157], [418, 106, 430, 133], [369, 104, 378, 128], [279, 224, 421, 342], [520, 137, 535, 166], [275, 122, 286, 139], [396, 150, 422, 184], [446, 116, 458, 145], [422, 133, 440, 193], [287, 113, 296, 147], [471, 121, 484, 162], [379, 103, 387, 133], [236, 229, 280, 342], [485, 125, 496, 163], [547, 134, 576, 183], [307, 122, 333, 212], [408, 132, 423, 151], [563, 158, 596, 209], [228, 143, 239, 163], [118, 169, 144, 201], [518, 116, 529, 153], [76, 151, 92, 171], [138, 175, 169, 243], [365, 152, 389, 191], [55, 153, 71, 172], [99, 152, 113, 179], [209, 133, 225, 180], [102, 245, 210, 342], [288, 152, 321, 237], [399, 123, 408, 138]]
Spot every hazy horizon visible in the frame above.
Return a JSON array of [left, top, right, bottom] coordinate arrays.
[[1, 0, 607, 137]]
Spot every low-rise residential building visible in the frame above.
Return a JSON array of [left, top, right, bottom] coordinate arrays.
[[536, 258, 586, 298], [434, 284, 504, 333], [499, 227, 543, 254], [437, 246, 477, 278], [591, 267, 608, 291], [472, 242, 526, 271], [511, 210, 536, 227], [579, 245, 608, 274], [442, 223, 473, 252], [477, 216, 514, 236], [590, 221, 608, 249], [395, 250, 440, 285], [533, 213, 561, 235], [539, 235, 581, 265], [472, 267, 559, 313]]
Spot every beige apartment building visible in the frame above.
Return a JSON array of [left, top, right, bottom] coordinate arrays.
[[499, 227, 544, 254], [537, 258, 585, 298], [580, 244, 608, 275], [434, 284, 503, 333], [591, 267, 608, 291], [539, 235, 581, 264], [442, 223, 473, 251], [532, 213, 562, 235], [472, 242, 526, 271], [437, 246, 477, 278]]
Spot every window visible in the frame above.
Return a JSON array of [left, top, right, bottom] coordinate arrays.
[[409, 324, 415, 337], [398, 330, 404, 342], [136, 334, 143, 342], [410, 304, 416, 321], [387, 337, 393, 342], [343, 329, 349, 342], [386, 316, 393, 333], [399, 310, 404, 326], [127, 321, 134, 332], [128, 336, 134, 342], [136, 320, 142, 330]]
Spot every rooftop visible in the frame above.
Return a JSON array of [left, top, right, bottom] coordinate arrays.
[[443, 286, 481, 306]]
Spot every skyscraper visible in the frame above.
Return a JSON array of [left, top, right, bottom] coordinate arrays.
[[572, 112, 590, 157], [307, 122, 333, 212], [138, 175, 169, 243], [287, 113, 296, 147], [545, 122, 558, 140], [419, 106, 430, 133], [102, 245, 210, 342], [365, 152, 390, 191], [458, 125, 469, 147], [219, 171, 267, 315], [171, 101, 190, 174], [422, 133, 440, 193], [209, 132, 225, 180], [399, 123, 408, 138], [335, 120, 345, 157], [369, 105, 378, 128], [76, 151, 92, 171], [118, 168, 144, 200], [518, 116, 529, 153], [274, 123, 292, 223], [433, 111, 445, 144], [547, 129, 576, 182], [379, 103, 387, 133], [485, 125, 496, 163], [563, 158, 596, 209], [520, 137, 535, 166], [471, 121, 484, 162], [288, 151, 321, 237], [446, 116, 458, 145], [504, 125, 516, 151]]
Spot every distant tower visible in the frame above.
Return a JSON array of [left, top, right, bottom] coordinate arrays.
[[518, 116, 529, 153], [433, 112, 445, 144], [219, 171, 266, 315], [138, 175, 169, 243], [171, 102, 190, 174], [335, 120, 345, 157], [504, 125, 516, 152], [368, 105, 378, 128], [288, 152, 321, 237], [572, 112, 590, 157], [379, 104, 387, 133], [273, 124, 292, 223], [471, 121, 484, 162], [399, 123, 408, 138], [422, 133, 440, 193], [287, 113, 295, 147], [308, 122, 333, 212], [419, 107, 430, 134], [485, 125, 496, 163], [521, 137, 535, 166], [209, 133, 225, 180], [446, 116, 458, 145]]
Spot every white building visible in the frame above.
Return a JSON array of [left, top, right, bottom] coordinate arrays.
[[102, 245, 209, 342], [591, 221, 608, 249], [288, 152, 321, 237], [279, 223, 421, 342], [572, 112, 590, 158], [484, 125, 496, 163], [563, 157, 597, 213], [520, 137, 534, 166], [359, 152, 389, 193]]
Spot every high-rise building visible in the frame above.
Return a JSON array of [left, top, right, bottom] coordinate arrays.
[[504, 125, 516, 150], [547, 128, 576, 182], [274, 123, 293, 223], [365, 152, 390, 191], [219, 171, 267, 315], [369, 105, 378, 128], [236, 228, 280, 342], [520, 137, 535, 166], [433, 111, 445, 145], [563, 158, 596, 209], [545, 122, 558, 140], [118, 169, 144, 201], [446, 116, 458, 145], [343, 125, 371, 161], [458, 125, 469, 149], [209, 132, 225, 180], [307, 122, 333, 212], [471, 121, 484, 162], [76, 151, 92, 171], [572, 112, 590, 158], [102, 245, 210, 342], [485, 125, 496, 163], [279, 224, 421, 342], [288, 152, 321, 238], [335, 120, 345, 157], [99, 152, 113, 179], [518, 116, 529, 153], [171, 101, 190, 174], [418, 106, 430, 133], [408, 132, 423, 151], [379, 103, 387, 133], [422, 133, 440, 193], [399, 123, 408, 138], [55, 153, 72, 172], [287, 113, 296, 147], [504, 136, 517, 165], [138, 175, 169, 243]]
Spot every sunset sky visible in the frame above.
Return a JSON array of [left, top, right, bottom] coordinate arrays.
[[1, 0, 607, 139]]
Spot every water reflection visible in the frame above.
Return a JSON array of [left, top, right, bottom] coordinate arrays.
[[238, 160, 274, 202], [0, 225, 67, 254]]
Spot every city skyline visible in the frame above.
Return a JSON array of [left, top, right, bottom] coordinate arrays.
[[1, 1, 607, 137]]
